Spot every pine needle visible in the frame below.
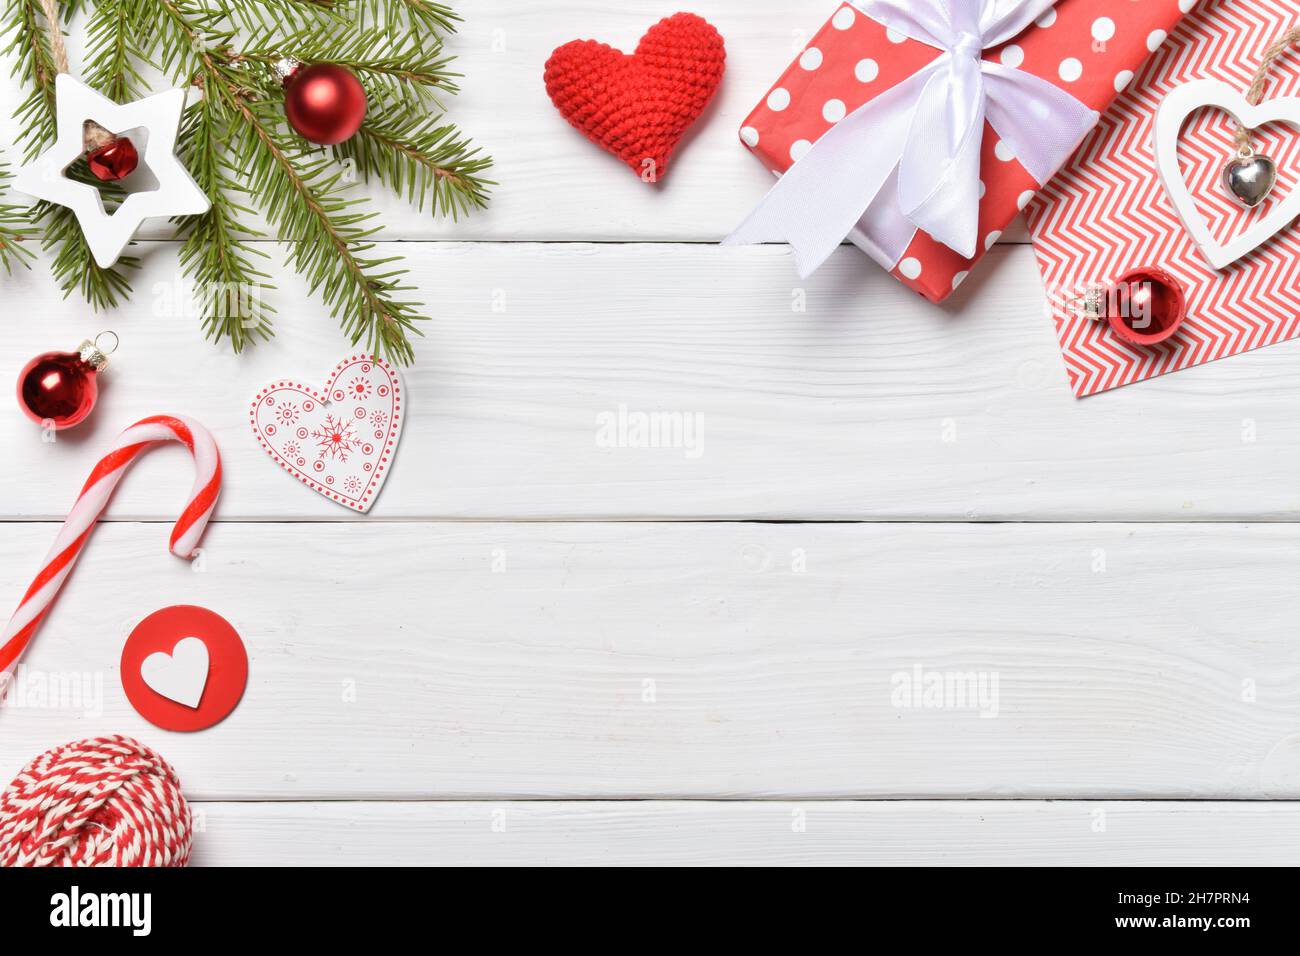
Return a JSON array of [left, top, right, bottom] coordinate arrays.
[[174, 91, 276, 351], [340, 110, 492, 219], [0, 159, 35, 274], [3, 0, 63, 159]]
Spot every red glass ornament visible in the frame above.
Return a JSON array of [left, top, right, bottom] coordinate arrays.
[[87, 137, 139, 181], [1085, 267, 1188, 347], [283, 63, 368, 145], [16, 335, 116, 430]]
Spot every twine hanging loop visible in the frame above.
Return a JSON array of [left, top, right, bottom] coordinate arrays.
[[1234, 25, 1300, 156]]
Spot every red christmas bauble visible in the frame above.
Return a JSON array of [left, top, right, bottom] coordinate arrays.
[[87, 137, 139, 181], [16, 350, 100, 429], [283, 63, 367, 145], [1105, 267, 1187, 347]]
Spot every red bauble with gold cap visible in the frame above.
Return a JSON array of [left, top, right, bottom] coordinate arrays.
[[16, 333, 117, 430], [280, 61, 368, 145], [1083, 267, 1188, 348]]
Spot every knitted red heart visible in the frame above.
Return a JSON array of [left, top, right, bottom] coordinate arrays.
[[544, 13, 725, 182]]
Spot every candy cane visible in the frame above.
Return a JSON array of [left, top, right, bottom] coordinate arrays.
[[0, 415, 221, 680]]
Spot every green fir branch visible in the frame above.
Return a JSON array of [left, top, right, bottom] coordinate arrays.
[[175, 92, 276, 351], [42, 159, 138, 299], [38, 200, 138, 305], [152, 0, 427, 361], [3, 0, 62, 158], [148, 0, 230, 81], [0, 159, 35, 273], [240, 25, 460, 105], [6, 0, 492, 362], [354, 0, 458, 36], [339, 109, 491, 218], [5, 0, 136, 301], [225, 91, 422, 363], [218, 0, 338, 32], [84, 0, 147, 101]]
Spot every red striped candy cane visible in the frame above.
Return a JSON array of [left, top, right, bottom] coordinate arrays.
[[0, 415, 221, 680]]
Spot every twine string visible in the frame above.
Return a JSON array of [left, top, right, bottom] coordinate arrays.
[[36, 0, 69, 75], [1235, 25, 1300, 155]]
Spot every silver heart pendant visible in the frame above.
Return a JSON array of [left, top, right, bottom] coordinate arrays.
[[1223, 150, 1277, 208]]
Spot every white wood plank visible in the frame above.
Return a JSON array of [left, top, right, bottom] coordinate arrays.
[[2, 521, 1297, 800], [188, 800, 1300, 866], [2, 243, 1298, 521], [0, 1, 1029, 244]]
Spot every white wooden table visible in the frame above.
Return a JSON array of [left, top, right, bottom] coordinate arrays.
[[2, 1, 1299, 866]]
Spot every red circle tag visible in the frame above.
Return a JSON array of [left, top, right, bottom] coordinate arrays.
[[121, 606, 248, 732]]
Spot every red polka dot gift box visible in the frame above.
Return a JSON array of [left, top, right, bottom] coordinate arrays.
[[727, 0, 1190, 303]]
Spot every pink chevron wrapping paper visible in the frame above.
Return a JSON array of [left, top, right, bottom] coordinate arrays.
[[1027, 0, 1300, 397], [738, 0, 1188, 302]]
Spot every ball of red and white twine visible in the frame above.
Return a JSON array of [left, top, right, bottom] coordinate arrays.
[[0, 735, 192, 866], [0, 415, 221, 680]]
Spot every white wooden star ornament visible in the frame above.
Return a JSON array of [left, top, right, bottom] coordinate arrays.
[[13, 74, 210, 267]]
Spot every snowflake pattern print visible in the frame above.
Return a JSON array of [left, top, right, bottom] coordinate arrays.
[[250, 355, 404, 513], [312, 414, 362, 463]]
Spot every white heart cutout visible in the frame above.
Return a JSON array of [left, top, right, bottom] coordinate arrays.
[[1155, 79, 1300, 270], [249, 355, 404, 513], [140, 637, 210, 709]]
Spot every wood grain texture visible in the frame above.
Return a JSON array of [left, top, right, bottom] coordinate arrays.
[[1, 1, 1295, 864], [2, 521, 1297, 800], [189, 800, 1300, 866], [4, 244, 1300, 521]]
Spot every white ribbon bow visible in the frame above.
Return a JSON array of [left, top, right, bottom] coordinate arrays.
[[724, 0, 1099, 278]]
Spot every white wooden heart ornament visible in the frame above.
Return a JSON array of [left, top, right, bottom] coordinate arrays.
[[250, 355, 404, 513], [1155, 79, 1300, 270], [140, 637, 210, 709]]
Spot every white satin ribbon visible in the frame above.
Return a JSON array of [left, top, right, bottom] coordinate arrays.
[[724, 0, 1099, 278]]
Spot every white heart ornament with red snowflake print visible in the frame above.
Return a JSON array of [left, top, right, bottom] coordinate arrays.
[[250, 355, 403, 513]]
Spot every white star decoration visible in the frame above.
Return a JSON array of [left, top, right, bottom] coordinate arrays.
[[13, 74, 210, 267]]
